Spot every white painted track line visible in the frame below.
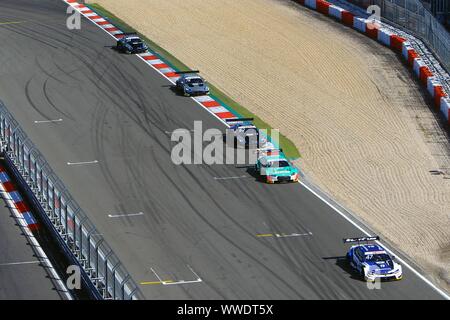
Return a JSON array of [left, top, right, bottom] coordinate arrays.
[[0, 260, 40, 266], [214, 175, 248, 180], [108, 212, 144, 218], [34, 119, 63, 124], [67, 160, 99, 166]]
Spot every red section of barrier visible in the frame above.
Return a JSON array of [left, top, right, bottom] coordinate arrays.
[[2, 181, 15, 192], [434, 87, 447, 109], [28, 223, 39, 231], [419, 66, 433, 85], [365, 23, 379, 39], [341, 11, 354, 27], [316, 0, 330, 15], [15, 201, 30, 214], [390, 35, 405, 52], [407, 49, 418, 67]]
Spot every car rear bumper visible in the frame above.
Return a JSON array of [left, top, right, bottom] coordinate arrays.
[[131, 49, 147, 54], [187, 91, 210, 96], [266, 175, 299, 184], [365, 271, 403, 282]]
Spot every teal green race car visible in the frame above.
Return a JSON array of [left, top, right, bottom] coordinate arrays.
[[255, 151, 299, 184]]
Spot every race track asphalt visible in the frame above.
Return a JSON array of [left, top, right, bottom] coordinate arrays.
[[0, 195, 61, 299], [0, 0, 445, 299]]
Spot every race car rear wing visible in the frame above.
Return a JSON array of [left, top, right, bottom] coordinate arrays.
[[175, 70, 200, 75], [343, 236, 380, 244], [225, 117, 254, 124], [120, 32, 140, 39], [254, 147, 283, 157]]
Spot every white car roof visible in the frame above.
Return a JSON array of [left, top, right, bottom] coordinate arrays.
[[364, 250, 387, 255], [125, 36, 141, 41]]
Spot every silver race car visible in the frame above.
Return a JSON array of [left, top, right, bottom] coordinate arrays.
[[175, 71, 210, 96], [225, 118, 268, 148]]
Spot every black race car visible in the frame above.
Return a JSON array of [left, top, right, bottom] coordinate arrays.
[[116, 33, 148, 54]]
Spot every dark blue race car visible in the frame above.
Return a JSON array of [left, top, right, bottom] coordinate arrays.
[[175, 71, 210, 96], [116, 33, 148, 54]]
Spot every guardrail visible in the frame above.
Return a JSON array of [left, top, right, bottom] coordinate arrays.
[[346, 0, 450, 73], [0, 101, 144, 300]]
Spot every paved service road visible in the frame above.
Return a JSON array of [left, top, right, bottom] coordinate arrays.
[[0, 195, 61, 299], [0, 0, 445, 299]]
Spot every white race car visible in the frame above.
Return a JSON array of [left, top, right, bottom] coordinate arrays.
[[225, 118, 268, 149]]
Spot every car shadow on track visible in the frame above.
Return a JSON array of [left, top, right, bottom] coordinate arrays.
[[322, 256, 364, 282], [166, 85, 185, 96], [244, 165, 265, 183], [106, 45, 121, 53]]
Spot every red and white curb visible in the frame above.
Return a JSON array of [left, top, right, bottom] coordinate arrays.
[[0, 165, 39, 231], [63, 0, 260, 137], [0, 165, 72, 300], [292, 0, 450, 125]]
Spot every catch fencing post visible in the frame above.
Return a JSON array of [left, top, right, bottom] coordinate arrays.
[[120, 275, 130, 300], [77, 215, 88, 261], [103, 251, 113, 299], [109, 260, 121, 300], [94, 238, 104, 286]]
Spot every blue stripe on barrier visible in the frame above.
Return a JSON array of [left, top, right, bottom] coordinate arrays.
[[0, 172, 10, 183], [21, 212, 36, 226], [9, 191, 23, 203]]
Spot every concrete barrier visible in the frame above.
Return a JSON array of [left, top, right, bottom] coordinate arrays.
[[341, 10, 354, 27], [365, 21, 379, 39], [329, 5, 345, 20], [291, 0, 450, 127], [353, 17, 366, 33], [305, 0, 317, 9], [419, 66, 433, 86], [441, 98, 450, 123], [434, 87, 447, 110], [316, 0, 330, 15], [390, 35, 406, 52], [413, 58, 426, 77], [378, 28, 393, 47]]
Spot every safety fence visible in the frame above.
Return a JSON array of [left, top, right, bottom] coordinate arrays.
[[0, 101, 143, 300], [346, 0, 450, 73]]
